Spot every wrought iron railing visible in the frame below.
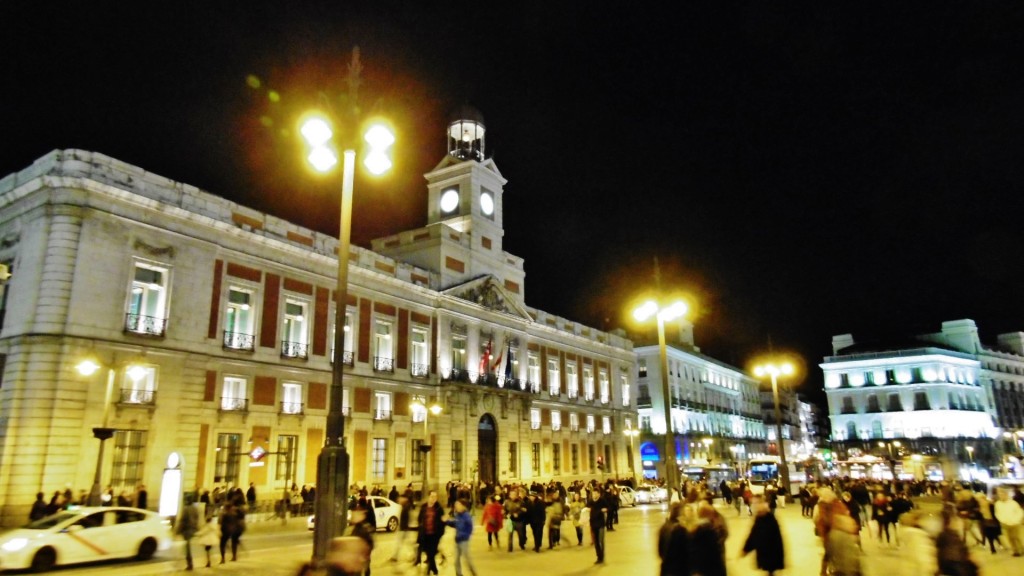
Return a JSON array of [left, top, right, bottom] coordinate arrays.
[[411, 363, 429, 378], [281, 341, 309, 359], [223, 331, 255, 351], [373, 410, 392, 421], [219, 396, 249, 412], [373, 357, 395, 372], [119, 388, 156, 405], [280, 401, 304, 415], [636, 395, 652, 407], [124, 313, 167, 337]]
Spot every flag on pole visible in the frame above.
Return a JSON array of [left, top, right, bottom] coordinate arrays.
[[490, 334, 505, 373], [503, 341, 514, 382], [479, 338, 492, 375]]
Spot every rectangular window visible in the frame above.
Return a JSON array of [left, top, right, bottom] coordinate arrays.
[[566, 362, 578, 399], [530, 408, 541, 430], [583, 367, 595, 401], [451, 334, 467, 371], [602, 416, 612, 435], [599, 369, 610, 404], [914, 391, 930, 410], [411, 439, 424, 476], [374, 320, 394, 371], [121, 365, 157, 405], [372, 438, 387, 480], [548, 358, 560, 395], [571, 444, 579, 473], [570, 412, 579, 432], [411, 327, 429, 377], [452, 440, 463, 476], [214, 433, 242, 484], [588, 444, 596, 472], [221, 376, 248, 411], [275, 435, 298, 481], [532, 442, 541, 474], [126, 261, 169, 336], [527, 353, 540, 392], [638, 359, 648, 378], [551, 410, 561, 431], [281, 299, 308, 358], [224, 287, 256, 349], [586, 414, 596, 433], [110, 430, 146, 491], [411, 395, 427, 423], [620, 374, 630, 405], [509, 442, 518, 474], [374, 391, 392, 420], [604, 445, 612, 472], [552, 443, 561, 474], [281, 382, 303, 414]]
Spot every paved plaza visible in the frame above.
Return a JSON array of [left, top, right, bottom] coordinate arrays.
[[58, 500, 1022, 575]]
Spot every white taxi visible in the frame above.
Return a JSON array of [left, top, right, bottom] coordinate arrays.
[[307, 496, 403, 532], [0, 507, 171, 572]]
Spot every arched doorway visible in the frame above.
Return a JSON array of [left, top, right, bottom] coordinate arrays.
[[478, 414, 498, 485]]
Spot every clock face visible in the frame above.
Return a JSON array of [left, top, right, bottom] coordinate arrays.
[[440, 189, 459, 213], [480, 191, 494, 216]]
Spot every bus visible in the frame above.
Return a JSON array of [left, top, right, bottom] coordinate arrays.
[[746, 456, 808, 497], [682, 464, 739, 497]]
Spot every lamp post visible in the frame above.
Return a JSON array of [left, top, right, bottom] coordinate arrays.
[[754, 361, 794, 502], [411, 398, 443, 500], [624, 428, 640, 482], [633, 299, 687, 501], [77, 359, 120, 506], [300, 50, 395, 565]]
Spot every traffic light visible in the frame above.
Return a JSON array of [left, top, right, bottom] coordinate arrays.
[[596, 456, 604, 471]]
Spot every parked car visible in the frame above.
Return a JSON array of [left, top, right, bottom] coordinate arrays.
[[634, 485, 666, 504], [617, 485, 636, 507], [0, 507, 171, 572], [307, 496, 403, 532]]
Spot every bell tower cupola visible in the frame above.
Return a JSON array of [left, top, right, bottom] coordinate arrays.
[[447, 105, 486, 162]]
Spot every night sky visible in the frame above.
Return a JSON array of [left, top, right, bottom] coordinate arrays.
[[4, 2, 1024, 404]]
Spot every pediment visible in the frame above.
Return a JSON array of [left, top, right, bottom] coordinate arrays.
[[442, 275, 530, 320], [429, 156, 506, 182]]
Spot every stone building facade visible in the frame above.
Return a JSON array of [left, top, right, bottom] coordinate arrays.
[[0, 113, 635, 526]]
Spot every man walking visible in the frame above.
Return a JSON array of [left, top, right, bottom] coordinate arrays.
[[417, 491, 445, 575], [994, 488, 1024, 557], [444, 499, 478, 576], [588, 489, 608, 565]]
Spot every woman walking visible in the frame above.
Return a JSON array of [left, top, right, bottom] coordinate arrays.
[[742, 496, 785, 575], [482, 495, 504, 549]]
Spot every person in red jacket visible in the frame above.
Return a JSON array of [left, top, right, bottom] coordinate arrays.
[[482, 495, 504, 548]]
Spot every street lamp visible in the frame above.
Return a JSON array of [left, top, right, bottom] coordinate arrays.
[[633, 299, 687, 501], [624, 428, 640, 482], [410, 397, 443, 500], [754, 361, 794, 502], [300, 51, 395, 565], [77, 359, 123, 506]]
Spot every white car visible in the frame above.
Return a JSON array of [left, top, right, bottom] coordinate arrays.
[[634, 485, 666, 504], [0, 506, 171, 572], [617, 486, 636, 507], [307, 496, 402, 532]]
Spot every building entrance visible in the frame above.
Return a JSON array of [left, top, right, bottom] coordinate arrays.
[[478, 414, 497, 485]]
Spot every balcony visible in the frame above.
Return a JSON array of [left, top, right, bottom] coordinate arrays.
[[118, 388, 156, 405], [124, 313, 166, 337], [280, 401, 304, 415], [600, 396, 610, 405], [567, 390, 579, 400], [411, 363, 429, 378], [570, 424, 580, 432], [373, 357, 395, 373], [583, 394, 595, 404], [636, 395, 652, 408], [219, 396, 249, 412], [549, 388, 561, 398], [281, 341, 309, 360], [373, 409, 392, 421], [329, 349, 355, 366], [530, 421, 541, 430], [223, 331, 255, 352]]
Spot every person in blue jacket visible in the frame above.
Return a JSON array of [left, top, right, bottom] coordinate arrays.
[[444, 498, 478, 576]]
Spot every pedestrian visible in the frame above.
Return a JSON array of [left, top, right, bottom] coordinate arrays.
[[246, 482, 257, 509], [974, 491, 1001, 554], [799, 486, 812, 517], [813, 486, 850, 576], [29, 492, 47, 521], [443, 499, 478, 576], [348, 504, 375, 576], [936, 508, 980, 576], [742, 495, 785, 575], [547, 492, 564, 548], [872, 491, 894, 545], [569, 492, 586, 545], [176, 497, 201, 570], [389, 495, 415, 562], [482, 495, 504, 548], [136, 484, 148, 510], [218, 501, 244, 563], [526, 492, 546, 552], [994, 487, 1024, 556], [827, 513, 864, 576], [588, 489, 608, 565], [388, 485, 399, 503], [659, 502, 690, 576], [691, 503, 727, 576], [898, 511, 938, 575], [504, 490, 527, 551], [417, 491, 445, 575]]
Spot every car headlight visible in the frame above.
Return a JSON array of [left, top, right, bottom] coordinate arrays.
[[1, 538, 29, 552]]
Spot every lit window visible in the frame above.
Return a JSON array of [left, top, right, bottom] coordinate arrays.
[[586, 414, 595, 433], [620, 374, 630, 405], [224, 287, 256, 349], [530, 408, 541, 430], [548, 358, 561, 395], [602, 416, 612, 435], [121, 365, 157, 404], [583, 367, 595, 401], [599, 369, 610, 403], [551, 410, 562, 431], [527, 353, 540, 391], [282, 299, 308, 358], [126, 261, 169, 336], [374, 391, 392, 420], [281, 382, 303, 414], [570, 412, 580, 432], [371, 438, 387, 480], [451, 334, 467, 371], [566, 362, 578, 398], [411, 327, 429, 377], [221, 376, 247, 411]]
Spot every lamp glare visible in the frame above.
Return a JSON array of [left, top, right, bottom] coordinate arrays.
[[308, 147, 338, 172], [633, 301, 658, 322], [301, 118, 333, 146]]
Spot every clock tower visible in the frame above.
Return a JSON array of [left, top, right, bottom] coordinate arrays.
[[372, 107, 526, 300]]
